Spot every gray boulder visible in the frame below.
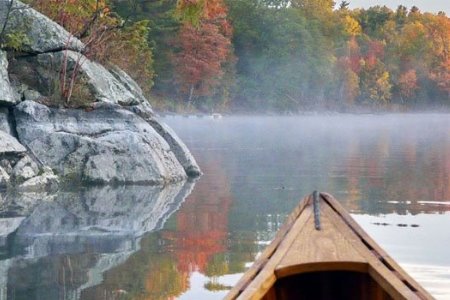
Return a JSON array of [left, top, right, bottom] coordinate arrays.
[[127, 102, 201, 177], [13, 83, 42, 102], [0, 107, 13, 135], [0, 51, 17, 105], [14, 100, 187, 184], [0, 159, 12, 174], [0, 0, 84, 53], [0, 130, 26, 155], [0, 129, 58, 189]]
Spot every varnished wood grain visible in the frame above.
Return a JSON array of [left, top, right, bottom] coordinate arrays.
[[275, 200, 367, 278]]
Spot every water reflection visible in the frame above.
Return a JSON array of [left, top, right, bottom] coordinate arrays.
[[0, 182, 195, 300], [81, 157, 253, 300]]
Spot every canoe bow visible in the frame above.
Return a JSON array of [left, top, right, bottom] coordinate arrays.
[[225, 192, 433, 300]]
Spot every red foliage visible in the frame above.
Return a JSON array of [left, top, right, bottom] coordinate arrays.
[[348, 37, 362, 73], [173, 21, 231, 99], [365, 40, 385, 69], [172, 0, 233, 101]]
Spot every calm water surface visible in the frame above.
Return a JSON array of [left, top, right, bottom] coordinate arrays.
[[1, 114, 449, 299]]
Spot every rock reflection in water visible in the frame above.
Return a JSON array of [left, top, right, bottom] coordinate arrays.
[[0, 181, 195, 300]]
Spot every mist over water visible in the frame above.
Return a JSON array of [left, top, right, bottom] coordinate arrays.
[[166, 113, 450, 208]]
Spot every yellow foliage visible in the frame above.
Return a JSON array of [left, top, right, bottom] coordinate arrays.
[[343, 16, 361, 36]]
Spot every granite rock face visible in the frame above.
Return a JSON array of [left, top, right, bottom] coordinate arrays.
[[0, 0, 84, 53], [14, 101, 188, 184], [109, 66, 149, 104], [0, 107, 11, 134], [9, 51, 138, 106], [0, 130, 26, 155], [0, 51, 17, 105], [147, 119, 202, 176], [0, 166, 9, 187], [127, 102, 202, 177], [0, 130, 59, 190]]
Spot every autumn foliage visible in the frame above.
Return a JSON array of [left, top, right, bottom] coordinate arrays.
[[30, 0, 450, 111], [173, 22, 231, 101], [172, 0, 233, 104], [28, 0, 154, 93]]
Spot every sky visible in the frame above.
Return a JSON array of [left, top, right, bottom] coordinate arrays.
[[345, 0, 450, 15]]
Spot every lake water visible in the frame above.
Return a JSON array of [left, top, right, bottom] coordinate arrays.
[[1, 114, 449, 299]]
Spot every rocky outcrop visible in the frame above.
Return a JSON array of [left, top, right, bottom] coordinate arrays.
[[0, 0, 84, 53], [14, 101, 187, 184], [9, 51, 139, 106], [0, 51, 17, 105], [110, 66, 149, 104], [0, 2, 200, 188]]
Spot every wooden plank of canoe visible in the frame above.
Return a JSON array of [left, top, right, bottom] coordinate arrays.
[[321, 193, 434, 299], [225, 195, 312, 300], [275, 199, 368, 278]]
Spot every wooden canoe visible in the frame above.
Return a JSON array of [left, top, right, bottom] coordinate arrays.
[[225, 192, 434, 300]]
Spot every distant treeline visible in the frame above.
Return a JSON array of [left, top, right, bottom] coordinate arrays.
[[27, 0, 450, 112]]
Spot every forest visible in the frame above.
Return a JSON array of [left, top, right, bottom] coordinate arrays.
[[10, 0, 450, 113]]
